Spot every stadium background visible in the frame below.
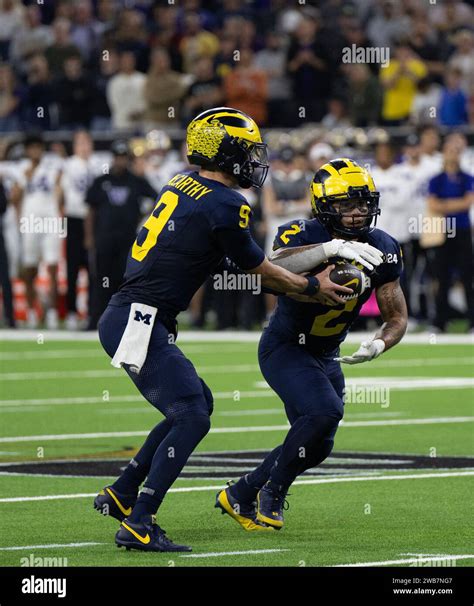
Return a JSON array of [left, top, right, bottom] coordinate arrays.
[[0, 0, 473, 331]]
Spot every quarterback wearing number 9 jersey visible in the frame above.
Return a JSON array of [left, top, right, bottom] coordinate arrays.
[[94, 108, 331, 553], [216, 158, 408, 531]]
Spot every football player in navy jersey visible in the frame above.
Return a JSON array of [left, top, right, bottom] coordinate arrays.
[[216, 158, 408, 531], [93, 109, 379, 552]]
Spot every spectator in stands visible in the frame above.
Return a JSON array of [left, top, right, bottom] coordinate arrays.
[[54, 1, 74, 21], [96, 0, 116, 31], [70, 0, 103, 64], [408, 17, 446, 81], [321, 96, 351, 129], [182, 56, 223, 125], [419, 125, 443, 174], [0, 0, 24, 61], [438, 67, 468, 127], [238, 18, 260, 52], [224, 48, 267, 125], [107, 50, 146, 130], [56, 54, 94, 128], [380, 42, 427, 125], [366, 0, 411, 49], [346, 64, 382, 126], [214, 35, 237, 80], [0, 62, 22, 132], [149, 4, 181, 72], [307, 141, 334, 172], [255, 31, 292, 127], [427, 140, 473, 332], [445, 132, 474, 176], [340, 20, 378, 76], [410, 76, 442, 125], [179, 11, 220, 75], [44, 18, 80, 77], [112, 8, 149, 73], [23, 54, 56, 130], [10, 4, 53, 74], [429, 0, 474, 37], [448, 30, 474, 96], [90, 49, 118, 131], [143, 47, 187, 128], [287, 12, 332, 124]]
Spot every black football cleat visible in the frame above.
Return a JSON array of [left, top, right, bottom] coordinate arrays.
[[93, 486, 136, 522], [256, 481, 289, 530], [115, 514, 192, 552], [215, 486, 274, 531]]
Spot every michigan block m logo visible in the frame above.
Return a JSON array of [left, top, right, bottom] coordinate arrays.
[[134, 311, 152, 325]]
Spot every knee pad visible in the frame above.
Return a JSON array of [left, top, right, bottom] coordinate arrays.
[[305, 414, 340, 441], [173, 411, 211, 440], [167, 392, 211, 435]]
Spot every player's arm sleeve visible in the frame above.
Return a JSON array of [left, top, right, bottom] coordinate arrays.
[[210, 200, 265, 270], [214, 227, 265, 270]]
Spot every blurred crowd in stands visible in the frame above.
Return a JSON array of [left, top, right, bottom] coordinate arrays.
[[0, 0, 473, 132]]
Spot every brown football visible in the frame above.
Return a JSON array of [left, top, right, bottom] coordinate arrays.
[[311, 260, 370, 300]]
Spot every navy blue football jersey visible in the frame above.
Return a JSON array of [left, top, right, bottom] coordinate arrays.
[[111, 171, 264, 321], [267, 218, 403, 354]]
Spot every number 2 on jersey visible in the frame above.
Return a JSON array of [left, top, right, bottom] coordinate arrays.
[[310, 298, 358, 337], [132, 191, 179, 262]]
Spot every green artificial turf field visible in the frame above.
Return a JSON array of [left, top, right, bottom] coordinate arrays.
[[0, 334, 473, 568]]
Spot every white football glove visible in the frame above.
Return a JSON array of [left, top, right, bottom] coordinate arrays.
[[335, 339, 385, 365], [322, 239, 384, 271]]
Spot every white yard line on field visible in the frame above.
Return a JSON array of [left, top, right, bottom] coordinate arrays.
[[0, 391, 275, 408], [1, 346, 471, 368], [0, 345, 255, 360], [0, 416, 472, 443], [179, 549, 290, 558], [2, 367, 474, 385], [96, 407, 286, 416], [0, 542, 105, 551], [0, 470, 472, 503], [0, 330, 472, 344], [334, 554, 474, 567], [255, 378, 474, 390], [0, 365, 260, 380], [0, 349, 103, 360]]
